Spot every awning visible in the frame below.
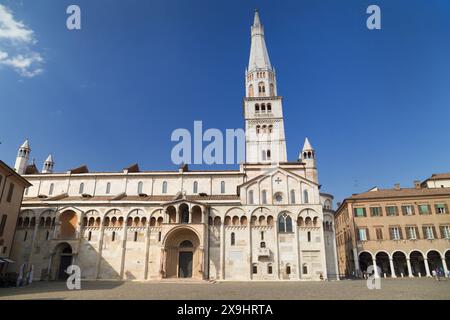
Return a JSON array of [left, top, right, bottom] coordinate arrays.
[[0, 258, 15, 263]]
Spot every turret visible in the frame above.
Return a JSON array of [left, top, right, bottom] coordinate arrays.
[[42, 154, 55, 173], [14, 139, 31, 175], [301, 138, 318, 183]]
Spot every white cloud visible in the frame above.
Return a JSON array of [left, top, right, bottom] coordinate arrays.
[[0, 4, 43, 77]]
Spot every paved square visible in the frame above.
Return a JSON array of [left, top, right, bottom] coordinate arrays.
[[0, 278, 449, 300]]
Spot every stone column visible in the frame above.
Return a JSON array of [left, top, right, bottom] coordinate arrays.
[[144, 225, 151, 280], [95, 222, 105, 279], [199, 248, 204, 279], [248, 220, 252, 280], [389, 258, 396, 278], [219, 222, 225, 279], [372, 258, 380, 278], [27, 221, 40, 273], [424, 258, 431, 277], [119, 224, 127, 279], [274, 219, 280, 280], [294, 224, 301, 279], [442, 258, 449, 277], [189, 208, 192, 224], [406, 258, 413, 277], [159, 248, 165, 279]]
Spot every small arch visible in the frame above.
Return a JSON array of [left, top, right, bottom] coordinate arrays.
[[213, 216, 221, 227]]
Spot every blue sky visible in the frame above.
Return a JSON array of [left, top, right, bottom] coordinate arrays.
[[0, 0, 449, 203]]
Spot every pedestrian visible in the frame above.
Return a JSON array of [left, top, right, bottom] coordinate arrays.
[[432, 269, 437, 280]]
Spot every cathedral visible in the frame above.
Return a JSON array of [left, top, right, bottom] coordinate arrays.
[[8, 11, 339, 281]]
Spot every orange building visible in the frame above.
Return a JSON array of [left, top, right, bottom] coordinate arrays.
[[335, 173, 450, 278]]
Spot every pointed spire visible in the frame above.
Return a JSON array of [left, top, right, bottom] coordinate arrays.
[[21, 139, 30, 150], [248, 10, 272, 71], [253, 9, 261, 27], [42, 154, 55, 173], [303, 137, 313, 151]]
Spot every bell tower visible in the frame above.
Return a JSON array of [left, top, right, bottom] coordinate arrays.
[[244, 10, 287, 164], [14, 139, 30, 175]]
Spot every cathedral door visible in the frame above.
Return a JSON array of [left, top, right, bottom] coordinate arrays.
[[57, 244, 73, 280], [178, 252, 193, 278]]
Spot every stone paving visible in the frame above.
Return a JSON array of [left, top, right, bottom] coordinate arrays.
[[0, 278, 449, 300]]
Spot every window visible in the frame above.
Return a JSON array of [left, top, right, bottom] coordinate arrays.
[[390, 227, 401, 240], [162, 181, 167, 194], [260, 241, 266, 248], [220, 181, 225, 194], [267, 103, 272, 112], [435, 203, 448, 214], [419, 204, 430, 215], [46, 231, 50, 241], [401, 205, 414, 216], [302, 264, 308, 274], [79, 183, 84, 194], [134, 232, 138, 242], [268, 264, 273, 274], [88, 231, 92, 241], [375, 228, 383, 240], [112, 231, 116, 242], [255, 104, 260, 113], [423, 226, 435, 239], [248, 190, 254, 205], [286, 265, 291, 275], [261, 190, 267, 204], [370, 207, 381, 217], [137, 181, 143, 194], [193, 181, 198, 194], [158, 231, 162, 242], [23, 231, 27, 242], [358, 228, 368, 241], [407, 226, 417, 240], [6, 183, 14, 202], [24, 187, 29, 196], [278, 213, 292, 233], [441, 226, 450, 239], [354, 208, 366, 217], [290, 190, 296, 204], [231, 232, 235, 246], [258, 82, 265, 96], [307, 231, 311, 242], [261, 231, 264, 240], [252, 264, 258, 274], [49, 183, 54, 196], [106, 182, 111, 194], [0, 215, 7, 237], [386, 206, 398, 216], [248, 84, 254, 97], [303, 190, 309, 204]]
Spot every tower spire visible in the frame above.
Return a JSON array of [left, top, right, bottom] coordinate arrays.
[[14, 139, 31, 175], [248, 10, 272, 71]]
